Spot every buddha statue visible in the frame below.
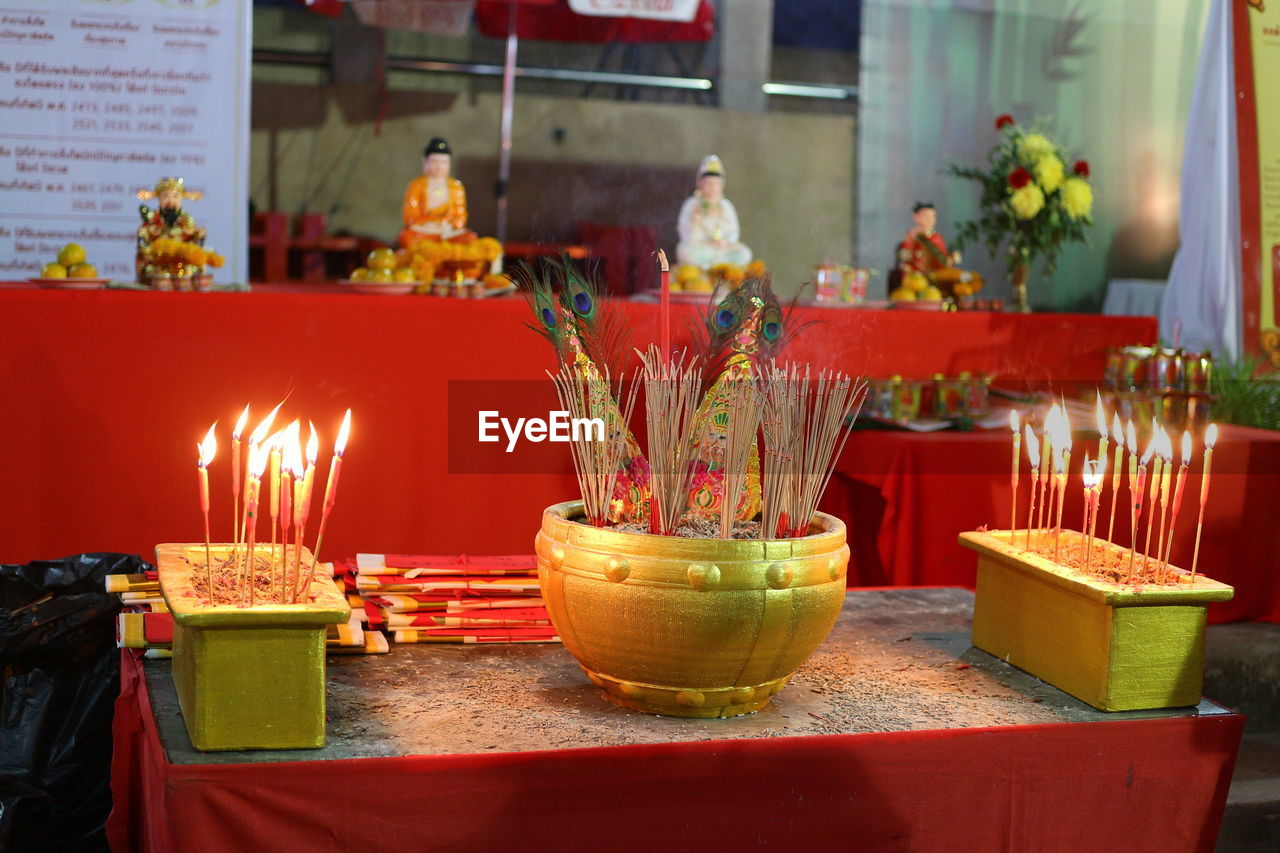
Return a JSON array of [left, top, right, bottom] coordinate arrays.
[[676, 155, 752, 269], [399, 137, 477, 248]]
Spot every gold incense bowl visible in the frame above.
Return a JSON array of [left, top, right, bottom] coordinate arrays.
[[535, 501, 849, 718]]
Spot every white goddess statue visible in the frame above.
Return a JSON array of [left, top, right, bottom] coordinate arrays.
[[676, 155, 752, 269]]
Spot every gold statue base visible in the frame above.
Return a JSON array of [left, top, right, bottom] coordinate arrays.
[[958, 530, 1234, 711], [535, 502, 850, 719], [156, 543, 351, 751]]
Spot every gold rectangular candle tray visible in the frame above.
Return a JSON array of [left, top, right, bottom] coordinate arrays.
[[156, 543, 350, 751], [958, 530, 1233, 712]]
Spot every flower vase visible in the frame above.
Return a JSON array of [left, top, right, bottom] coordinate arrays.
[[1010, 263, 1031, 313]]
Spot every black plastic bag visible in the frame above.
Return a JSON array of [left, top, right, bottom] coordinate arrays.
[[1, 553, 146, 852]]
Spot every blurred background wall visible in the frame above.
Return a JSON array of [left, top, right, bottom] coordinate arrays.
[[859, 0, 1208, 310]]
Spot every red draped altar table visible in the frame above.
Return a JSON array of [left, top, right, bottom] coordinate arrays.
[[0, 287, 1155, 569], [107, 588, 1242, 852]]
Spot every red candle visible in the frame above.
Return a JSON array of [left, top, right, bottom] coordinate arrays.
[[1008, 410, 1020, 539], [302, 409, 351, 603], [1190, 423, 1218, 581], [197, 423, 217, 604], [658, 249, 670, 364], [231, 404, 249, 546]]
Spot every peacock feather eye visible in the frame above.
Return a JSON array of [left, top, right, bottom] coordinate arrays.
[[763, 320, 781, 341], [573, 291, 592, 314], [716, 308, 736, 329], [540, 307, 556, 329]]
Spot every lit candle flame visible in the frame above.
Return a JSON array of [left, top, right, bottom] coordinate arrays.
[[249, 442, 269, 479], [1111, 413, 1123, 444], [284, 421, 304, 478], [334, 409, 352, 457], [198, 423, 217, 468], [1159, 430, 1174, 462], [1140, 434, 1157, 466], [306, 421, 319, 468], [1082, 457, 1102, 489], [1009, 409, 1019, 433], [1024, 424, 1039, 467], [1126, 421, 1137, 455], [233, 404, 250, 441], [1181, 431, 1192, 465], [1050, 406, 1072, 456], [1206, 423, 1218, 449], [1095, 392, 1107, 437], [249, 402, 283, 447]]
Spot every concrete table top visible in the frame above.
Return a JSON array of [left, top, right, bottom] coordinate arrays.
[[144, 587, 1232, 765]]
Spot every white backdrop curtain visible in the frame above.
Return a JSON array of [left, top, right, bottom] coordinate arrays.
[[1159, 0, 1242, 359]]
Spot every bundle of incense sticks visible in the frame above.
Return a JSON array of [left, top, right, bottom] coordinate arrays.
[[548, 365, 639, 527], [107, 564, 389, 655], [759, 364, 867, 539], [638, 347, 703, 535], [342, 554, 558, 645]]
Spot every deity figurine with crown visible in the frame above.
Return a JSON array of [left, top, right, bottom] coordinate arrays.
[[136, 177, 208, 286], [676, 155, 752, 270], [896, 201, 983, 299], [399, 136, 478, 248]]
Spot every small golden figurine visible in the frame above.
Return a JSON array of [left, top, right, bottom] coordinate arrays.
[[137, 177, 210, 288]]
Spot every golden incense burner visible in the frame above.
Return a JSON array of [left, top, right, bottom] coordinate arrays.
[[959, 530, 1233, 711], [535, 501, 849, 718], [157, 543, 350, 751]]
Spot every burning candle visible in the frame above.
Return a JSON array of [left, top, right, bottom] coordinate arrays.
[[1140, 427, 1167, 578], [1190, 423, 1218, 581], [1082, 458, 1102, 574], [1023, 423, 1040, 551], [1127, 427, 1155, 582], [1009, 410, 1020, 540], [1106, 413, 1125, 546], [291, 422, 320, 600], [1093, 393, 1109, 511], [197, 423, 217, 604], [279, 421, 301, 602], [1035, 404, 1059, 549], [241, 443, 270, 606], [1051, 406, 1072, 561], [303, 409, 351, 603], [231, 404, 249, 546], [266, 429, 284, 591], [243, 403, 282, 547], [1152, 431, 1174, 580], [1159, 431, 1192, 582]]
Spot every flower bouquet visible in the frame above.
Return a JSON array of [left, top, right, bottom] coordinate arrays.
[[950, 114, 1093, 311]]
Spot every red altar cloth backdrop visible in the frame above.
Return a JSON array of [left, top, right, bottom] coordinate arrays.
[[0, 289, 1152, 568], [108, 650, 1240, 853]]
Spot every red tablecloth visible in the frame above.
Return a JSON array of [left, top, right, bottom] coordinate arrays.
[[0, 288, 1154, 569], [107, 649, 1241, 852], [826, 424, 1280, 623]]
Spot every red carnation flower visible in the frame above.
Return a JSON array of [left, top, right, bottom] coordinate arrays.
[[1073, 160, 1090, 177], [1007, 167, 1032, 189], [995, 114, 1015, 130]]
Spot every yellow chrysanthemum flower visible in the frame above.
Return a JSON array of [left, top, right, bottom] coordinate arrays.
[[1061, 177, 1093, 219], [1034, 155, 1064, 194], [1017, 133, 1054, 160], [1009, 184, 1045, 220]]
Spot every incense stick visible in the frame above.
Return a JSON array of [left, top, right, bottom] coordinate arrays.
[[638, 346, 702, 535], [549, 365, 640, 527]]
